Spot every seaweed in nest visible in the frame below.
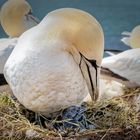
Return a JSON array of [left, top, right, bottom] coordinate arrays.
[[0, 87, 140, 139]]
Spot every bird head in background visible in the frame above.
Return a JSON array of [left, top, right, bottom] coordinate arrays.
[[121, 25, 140, 49], [0, 0, 39, 37]]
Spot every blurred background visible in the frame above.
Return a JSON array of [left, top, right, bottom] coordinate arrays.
[[0, 0, 140, 50]]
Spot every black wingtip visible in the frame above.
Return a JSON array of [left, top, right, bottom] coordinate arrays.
[[0, 74, 7, 85]]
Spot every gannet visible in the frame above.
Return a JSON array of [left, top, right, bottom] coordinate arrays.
[[0, 0, 39, 77], [121, 25, 140, 48], [0, 0, 39, 37], [101, 48, 140, 87], [4, 8, 104, 115]]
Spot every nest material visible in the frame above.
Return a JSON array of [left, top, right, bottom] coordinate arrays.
[[0, 88, 140, 140]]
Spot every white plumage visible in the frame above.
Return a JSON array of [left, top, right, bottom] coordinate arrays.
[[101, 48, 140, 87], [121, 25, 140, 48], [0, 38, 17, 73], [4, 8, 104, 115]]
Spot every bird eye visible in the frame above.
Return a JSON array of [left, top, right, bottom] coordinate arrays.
[[28, 9, 33, 15], [25, 9, 32, 20]]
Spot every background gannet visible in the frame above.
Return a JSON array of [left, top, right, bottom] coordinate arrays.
[[121, 25, 140, 48], [101, 48, 140, 87], [0, 0, 39, 84], [4, 8, 104, 115], [0, 0, 39, 37]]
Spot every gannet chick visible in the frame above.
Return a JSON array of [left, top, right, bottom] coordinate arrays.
[[0, 0, 39, 77], [121, 25, 140, 48], [0, 0, 39, 37], [101, 48, 140, 87], [4, 8, 104, 115]]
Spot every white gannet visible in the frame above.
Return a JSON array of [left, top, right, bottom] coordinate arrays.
[[0, 0, 39, 37], [4, 8, 104, 115], [0, 0, 39, 75], [121, 25, 140, 48], [101, 48, 140, 88]]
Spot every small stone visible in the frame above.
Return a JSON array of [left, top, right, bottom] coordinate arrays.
[[26, 129, 40, 138]]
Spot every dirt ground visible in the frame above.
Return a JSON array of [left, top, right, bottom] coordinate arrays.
[[0, 84, 12, 94]]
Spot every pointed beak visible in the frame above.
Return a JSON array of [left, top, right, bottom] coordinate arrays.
[[92, 79, 99, 101], [26, 10, 40, 24], [89, 66, 100, 101], [80, 54, 100, 101], [27, 14, 40, 24]]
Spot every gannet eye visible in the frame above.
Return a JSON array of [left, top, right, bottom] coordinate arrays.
[[25, 9, 40, 24], [25, 9, 32, 20], [27, 9, 33, 15]]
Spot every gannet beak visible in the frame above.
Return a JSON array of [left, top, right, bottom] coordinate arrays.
[[79, 53, 100, 101], [26, 10, 40, 24], [85, 59, 99, 101]]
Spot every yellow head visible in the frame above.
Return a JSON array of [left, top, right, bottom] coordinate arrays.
[[39, 8, 104, 65], [0, 0, 39, 37], [130, 25, 140, 48]]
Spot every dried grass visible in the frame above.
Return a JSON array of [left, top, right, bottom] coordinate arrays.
[[0, 87, 140, 140]]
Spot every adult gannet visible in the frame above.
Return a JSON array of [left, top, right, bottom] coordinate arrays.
[[101, 48, 140, 87], [0, 0, 39, 83], [121, 25, 140, 48], [4, 8, 104, 115], [0, 0, 39, 37]]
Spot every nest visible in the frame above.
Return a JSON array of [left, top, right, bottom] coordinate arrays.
[[0, 88, 140, 140]]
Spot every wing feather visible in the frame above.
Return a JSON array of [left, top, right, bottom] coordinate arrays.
[[102, 48, 140, 85], [0, 38, 17, 73]]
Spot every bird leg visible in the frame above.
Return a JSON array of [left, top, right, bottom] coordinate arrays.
[[35, 113, 44, 128]]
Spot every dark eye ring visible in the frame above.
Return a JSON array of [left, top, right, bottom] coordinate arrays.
[[25, 10, 32, 20], [28, 9, 33, 15]]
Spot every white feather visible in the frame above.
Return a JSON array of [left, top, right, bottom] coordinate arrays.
[[121, 37, 131, 46], [4, 8, 104, 115], [0, 38, 17, 73], [121, 31, 131, 36], [102, 48, 140, 85]]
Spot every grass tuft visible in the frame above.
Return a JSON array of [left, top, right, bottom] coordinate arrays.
[[0, 87, 140, 139]]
